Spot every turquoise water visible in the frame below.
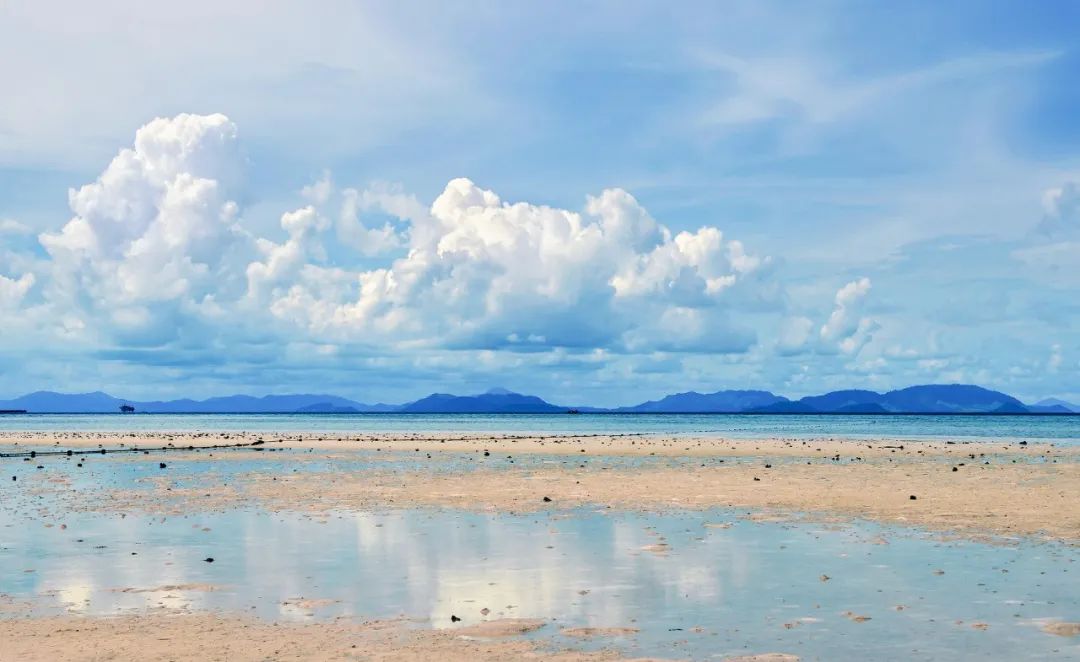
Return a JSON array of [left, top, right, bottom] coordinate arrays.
[[1, 412, 1078, 442]]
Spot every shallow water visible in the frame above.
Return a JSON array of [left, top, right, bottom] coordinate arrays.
[[2, 412, 1079, 443], [2, 487, 1078, 659]]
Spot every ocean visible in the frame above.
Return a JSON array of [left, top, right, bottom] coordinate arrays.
[[0, 412, 1077, 442]]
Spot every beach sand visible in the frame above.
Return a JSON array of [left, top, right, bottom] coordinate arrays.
[[0, 611, 655, 662], [6, 432, 1077, 542], [2, 430, 1077, 660]]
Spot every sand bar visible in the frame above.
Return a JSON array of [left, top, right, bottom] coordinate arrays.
[[6, 431, 1077, 542]]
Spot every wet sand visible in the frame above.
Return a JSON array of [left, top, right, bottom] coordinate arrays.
[[3, 430, 1078, 660], [0, 611, 647, 661], [7, 432, 1077, 542], [4, 429, 1076, 459]]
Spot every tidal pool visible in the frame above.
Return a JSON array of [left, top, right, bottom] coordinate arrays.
[[2, 503, 1078, 660]]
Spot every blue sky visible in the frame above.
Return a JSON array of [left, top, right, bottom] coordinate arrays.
[[1, 1, 1078, 406]]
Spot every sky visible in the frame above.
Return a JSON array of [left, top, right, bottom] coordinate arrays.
[[1, 1, 1079, 406]]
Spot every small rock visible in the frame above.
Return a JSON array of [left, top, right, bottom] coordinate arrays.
[[204, 557, 215, 563], [450, 614, 462, 623]]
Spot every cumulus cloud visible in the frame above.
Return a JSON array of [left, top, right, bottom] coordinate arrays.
[[36, 113, 249, 344], [267, 177, 772, 353], [10, 113, 778, 362], [819, 277, 876, 354]]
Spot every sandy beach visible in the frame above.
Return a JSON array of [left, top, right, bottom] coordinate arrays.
[[4, 432, 1077, 542], [2, 431, 1078, 660]]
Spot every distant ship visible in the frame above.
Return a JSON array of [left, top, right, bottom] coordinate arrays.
[[119, 404, 135, 413], [0, 409, 27, 414], [566, 408, 581, 414]]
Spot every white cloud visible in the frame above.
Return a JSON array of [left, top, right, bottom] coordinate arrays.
[[820, 277, 875, 354], [1012, 181, 1080, 287], [1040, 181, 1080, 234], [33, 113, 249, 344], [301, 171, 334, 206], [0, 272, 34, 309], [0, 219, 32, 235], [266, 177, 771, 352], [12, 113, 776, 360]]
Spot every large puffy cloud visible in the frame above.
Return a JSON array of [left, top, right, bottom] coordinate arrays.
[[2, 112, 804, 393], [264, 177, 774, 352], [37, 113, 249, 345]]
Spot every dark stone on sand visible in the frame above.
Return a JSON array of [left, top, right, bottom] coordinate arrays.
[[910, 495, 917, 500], [543, 496, 552, 502], [450, 614, 462, 622], [952, 467, 958, 472]]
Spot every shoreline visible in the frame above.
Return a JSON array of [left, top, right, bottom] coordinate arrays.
[[3, 430, 1075, 456]]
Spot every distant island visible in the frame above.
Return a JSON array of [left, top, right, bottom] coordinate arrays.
[[0, 384, 1076, 415]]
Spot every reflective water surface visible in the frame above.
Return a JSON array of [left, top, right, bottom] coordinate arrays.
[[3, 504, 1078, 660]]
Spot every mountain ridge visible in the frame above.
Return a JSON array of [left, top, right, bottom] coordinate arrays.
[[0, 384, 1074, 414]]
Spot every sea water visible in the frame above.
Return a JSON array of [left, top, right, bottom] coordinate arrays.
[[0, 412, 1078, 443], [2, 507, 1078, 660]]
